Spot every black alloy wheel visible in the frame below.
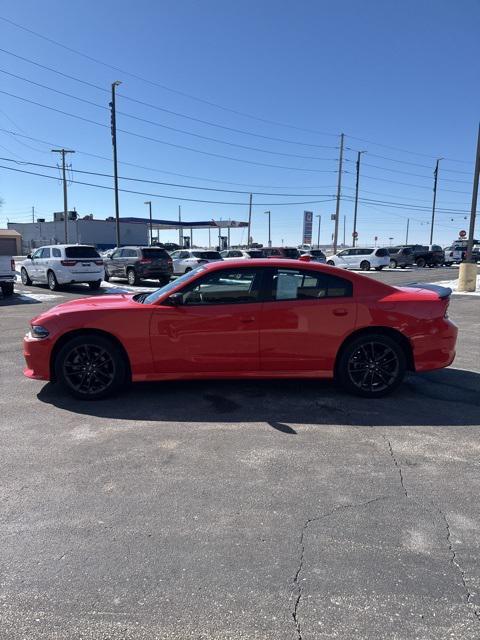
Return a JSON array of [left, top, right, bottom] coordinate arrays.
[[416, 258, 426, 268], [55, 335, 127, 399], [336, 334, 406, 397], [21, 267, 32, 285]]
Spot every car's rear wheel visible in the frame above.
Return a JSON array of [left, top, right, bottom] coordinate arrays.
[[389, 259, 397, 269], [88, 280, 102, 290], [47, 270, 59, 291], [55, 334, 127, 400], [184, 267, 192, 273], [416, 257, 426, 268], [327, 260, 335, 266], [21, 267, 32, 285], [1, 283, 14, 296], [360, 260, 371, 271], [336, 334, 406, 398], [127, 268, 139, 286]]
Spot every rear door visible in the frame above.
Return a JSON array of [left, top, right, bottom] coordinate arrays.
[[108, 248, 124, 276], [259, 267, 356, 374], [36, 247, 51, 282]]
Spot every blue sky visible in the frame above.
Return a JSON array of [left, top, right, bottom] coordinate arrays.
[[0, 0, 478, 248]]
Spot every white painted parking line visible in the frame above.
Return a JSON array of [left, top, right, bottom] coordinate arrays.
[[14, 289, 64, 302]]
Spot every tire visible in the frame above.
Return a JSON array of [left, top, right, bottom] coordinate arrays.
[[21, 267, 32, 286], [47, 270, 59, 291], [103, 270, 110, 282], [55, 334, 127, 400], [400, 264, 407, 269], [389, 260, 397, 269], [336, 333, 406, 398], [327, 260, 335, 266], [415, 257, 426, 268], [184, 267, 192, 273], [375, 266, 384, 271], [127, 268, 139, 286], [360, 261, 371, 271], [1, 283, 14, 296], [158, 276, 171, 286], [88, 280, 102, 290]]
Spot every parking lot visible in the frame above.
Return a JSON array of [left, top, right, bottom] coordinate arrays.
[[1, 267, 479, 639]]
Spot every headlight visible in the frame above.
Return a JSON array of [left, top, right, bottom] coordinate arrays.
[[30, 325, 50, 339]]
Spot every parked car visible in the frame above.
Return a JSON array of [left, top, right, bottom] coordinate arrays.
[[104, 246, 172, 286], [444, 241, 480, 264], [221, 249, 264, 259], [263, 247, 300, 259], [443, 246, 457, 265], [404, 244, 444, 268], [327, 247, 390, 271], [170, 249, 222, 274], [386, 246, 414, 269], [0, 242, 15, 297], [20, 245, 104, 291], [300, 249, 327, 263], [24, 259, 457, 400]]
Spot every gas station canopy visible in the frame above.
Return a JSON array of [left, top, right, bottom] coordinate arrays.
[[120, 217, 248, 230]]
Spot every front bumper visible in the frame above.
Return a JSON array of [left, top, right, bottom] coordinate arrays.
[[23, 333, 52, 380]]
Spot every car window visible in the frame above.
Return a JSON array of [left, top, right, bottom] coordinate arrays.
[[178, 251, 190, 259], [271, 269, 353, 301], [192, 251, 222, 260], [111, 249, 122, 259], [247, 250, 264, 258], [181, 269, 262, 305], [52, 247, 61, 258], [123, 248, 137, 258], [375, 248, 389, 257], [337, 250, 348, 257], [142, 248, 168, 259], [283, 248, 300, 258], [42, 248, 51, 258], [170, 251, 180, 258], [31, 249, 43, 259], [65, 246, 100, 259], [230, 251, 243, 257], [220, 251, 229, 257]]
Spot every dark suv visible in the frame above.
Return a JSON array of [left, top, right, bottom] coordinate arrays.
[[105, 246, 173, 285], [263, 247, 300, 259], [387, 246, 414, 269]]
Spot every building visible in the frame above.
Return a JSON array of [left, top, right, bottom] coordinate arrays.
[[0, 229, 22, 255], [8, 218, 148, 253]]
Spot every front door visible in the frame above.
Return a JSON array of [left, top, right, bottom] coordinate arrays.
[[149, 267, 264, 373], [259, 267, 356, 374]]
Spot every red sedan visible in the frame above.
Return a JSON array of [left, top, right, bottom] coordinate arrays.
[[23, 259, 457, 399]]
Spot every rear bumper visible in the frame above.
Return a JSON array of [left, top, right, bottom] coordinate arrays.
[[56, 269, 104, 284], [410, 318, 458, 372], [137, 267, 172, 278], [23, 333, 52, 380]]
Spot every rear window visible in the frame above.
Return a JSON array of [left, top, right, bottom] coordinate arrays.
[[65, 246, 100, 259], [283, 248, 300, 258], [375, 248, 389, 257], [192, 251, 222, 259], [247, 250, 264, 258], [142, 248, 169, 259], [431, 245, 443, 252], [310, 250, 325, 257]]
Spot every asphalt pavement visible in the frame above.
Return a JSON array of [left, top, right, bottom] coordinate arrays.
[[1, 267, 479, 639]]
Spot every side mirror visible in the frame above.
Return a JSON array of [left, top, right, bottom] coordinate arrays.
[[26, 253, 32, 259], [168, 292, 184, 306]]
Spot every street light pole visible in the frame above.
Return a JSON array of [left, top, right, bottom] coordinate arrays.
[[352, 150, 366, 248], [144, 201, 152, 245], [316, 214, 321, 248], [110, 80, 122, 247], [264, 210, 271, 247], [405, 218, 410, 244], [429, 158, 442, 245], [51, 148, 75, 243]]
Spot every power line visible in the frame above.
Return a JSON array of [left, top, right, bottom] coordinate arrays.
[[353, 159, 471, 184], [0, 163, 337, 206], [347, 170, 471, 194], [345, 148, 472, 174], [0, 47, 339, 151], [0, 89, 340, 173]]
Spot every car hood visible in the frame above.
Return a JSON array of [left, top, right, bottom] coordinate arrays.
[[31, 294, 137, 324]]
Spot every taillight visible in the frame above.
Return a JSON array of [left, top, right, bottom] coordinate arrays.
[[94, 260, 104, 266], [61, 260, 77, 266], [139, 258, 152, 264], [11, 259, 15, 271]]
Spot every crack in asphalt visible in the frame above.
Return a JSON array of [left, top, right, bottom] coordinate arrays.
[[291, 496, 390, 640], [383, 435, 408, 497]]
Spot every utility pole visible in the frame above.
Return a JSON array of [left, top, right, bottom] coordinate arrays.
[[316, 214, 321, 248], [352, 150, 366, 247], [247, 193, 253, 248], [405, 218, 410, 244], [178, 205, 182, 247], [31, 206, 35, 223], [429, 158, 442, 245], [466, 123, 480, 263], [110, 80, 122, 247], [51, 148, 75, 243], [264, 210, 271, 247], [333, 133, 344, 253], [144, 201, 152, 245], [343, 215, 346, 247]]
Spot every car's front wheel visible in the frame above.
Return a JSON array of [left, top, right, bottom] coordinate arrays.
[[47, 270, 59, 291], [336, 333, 406, 397], [327, 260, 335, 266], [55, 334, 127, 400], [21, 267, 32, 286], [360, 261, 371, 271]]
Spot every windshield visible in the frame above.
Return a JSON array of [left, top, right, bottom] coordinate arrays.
[[283, 248, 300, 258], [65, 246, 100, 258], [192, 251, 222, 260], [143, 266, 206, 304]]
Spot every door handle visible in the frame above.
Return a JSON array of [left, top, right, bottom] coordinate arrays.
[[333, 308, 348, 317]]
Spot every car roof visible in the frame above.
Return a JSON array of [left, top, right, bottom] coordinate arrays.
[[37, 244, 95, 249]]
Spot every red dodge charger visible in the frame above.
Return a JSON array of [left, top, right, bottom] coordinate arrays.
[[23, 259, 457, 399]]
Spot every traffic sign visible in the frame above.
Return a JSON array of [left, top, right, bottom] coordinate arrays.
[[352, 231, 358, 238], [459, 230, 467, 238]]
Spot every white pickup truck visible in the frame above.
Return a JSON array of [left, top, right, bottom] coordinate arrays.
[[0, 242, 16, 297]]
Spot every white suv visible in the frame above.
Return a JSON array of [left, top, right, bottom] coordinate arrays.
[[327, 247, 390, 271], [170, 249, 223, 275], [20, 244, 104, 291]]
